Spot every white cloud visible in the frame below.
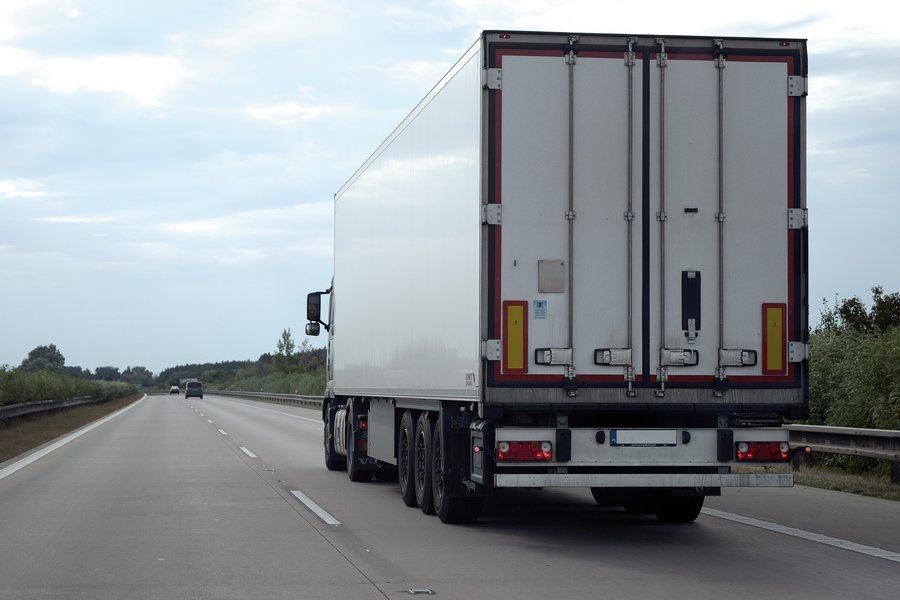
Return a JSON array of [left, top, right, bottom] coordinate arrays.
[[0, 178, 51, 199], [199, 0, 347, 48], [0, 46, 190, 106], [379, 59, 451, 86], [161, 202, 332, 239], [39, 215, 119, 224], [1, 44, 189, 105], [450, 0, 900, 46], [812, 75, 899, 114], [30, 53, 189, 106], [0, 46, 34, 75], [165, 219, 224, 235], [246, 102, 338, 124]]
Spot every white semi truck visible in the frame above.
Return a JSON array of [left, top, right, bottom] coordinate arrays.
[[306, 31, 809, 523]]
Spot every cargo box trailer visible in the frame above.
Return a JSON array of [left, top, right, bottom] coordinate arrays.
[[306, 30, 809, 523]]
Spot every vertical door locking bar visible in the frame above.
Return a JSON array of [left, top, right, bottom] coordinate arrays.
[[565, 43, 577, 395], [624, 37, 637, 396], [656, 38, 669, 396], [714, 39, 727, 389]]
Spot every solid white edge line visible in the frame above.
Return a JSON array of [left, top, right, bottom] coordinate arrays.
[[702, 508, 900, 563], [239, 446, 258, 459], [0, 395, 146, 482], [290, 490, 341, 526]]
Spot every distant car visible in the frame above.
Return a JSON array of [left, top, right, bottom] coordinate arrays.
[[169, 385, 180, 395], [184, 381, 203, 399]]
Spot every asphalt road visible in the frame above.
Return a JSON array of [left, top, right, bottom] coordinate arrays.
[[1, 394, 898, 599]]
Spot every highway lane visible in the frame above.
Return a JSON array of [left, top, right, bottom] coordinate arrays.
[[2, 393, 899, 599], [0, 395, 387, 600]]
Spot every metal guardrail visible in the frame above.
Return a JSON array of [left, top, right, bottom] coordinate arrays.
[[205, 390, 323, 411], [0, 396, 98, 422], [785, 424, 900, 484]]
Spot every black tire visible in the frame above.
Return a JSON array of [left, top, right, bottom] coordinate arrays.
[[414, 412, 435, 514], [654, 496, 704, 523], [346, 401, 372, 483], [398, 411, 417, 507], [432, 420, 482, 524], [323, 403, 346, 471]]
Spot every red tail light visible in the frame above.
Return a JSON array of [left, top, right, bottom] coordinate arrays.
[[496, 441, 552, 462], [736, 441, 790, 462]]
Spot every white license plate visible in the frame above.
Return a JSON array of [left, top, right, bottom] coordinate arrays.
[[610, 429, 677, 447]]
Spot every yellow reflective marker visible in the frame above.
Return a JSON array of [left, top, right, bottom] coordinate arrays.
[[503, 301, 527, 374], [762, 303, 786, 375]]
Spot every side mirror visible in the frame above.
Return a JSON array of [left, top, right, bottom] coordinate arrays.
[[307, 292, 321, 322], [305, 322, 321, 337]]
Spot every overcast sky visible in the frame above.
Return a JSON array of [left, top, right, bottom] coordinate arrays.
[[1, 0, 898, 375]]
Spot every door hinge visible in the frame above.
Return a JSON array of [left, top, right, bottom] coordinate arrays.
[[482, 203, 502, 225], [713, 39, 726, 69], [656, 38, 668, 67], [789, 342, 808, 363], [788, 208, 808, 229], [788, 75, 808, 97], [483, 339, 502, 361], [484, 68, 502, 90], [625, 37, 637, 67]]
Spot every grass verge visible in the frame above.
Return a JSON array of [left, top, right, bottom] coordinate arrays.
[[794, 464, 900, 502], [0, 393, 142, 465]]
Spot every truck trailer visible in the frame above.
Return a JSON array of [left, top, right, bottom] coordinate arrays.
[[305, 30, 809, 524]]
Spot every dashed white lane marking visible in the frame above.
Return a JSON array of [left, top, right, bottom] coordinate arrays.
[[702, 508, 900, 563], [207, 419, 214, 424], [290, 490, 341, 526], [239, 447, 258, 459], [0, 396, 145, 482], [217, 429, 227, 436]]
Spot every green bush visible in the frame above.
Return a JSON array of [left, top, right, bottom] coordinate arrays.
[[0, 367, 136, 407], [806, 291, 900, 475], [226, 368, 326, 396], [809, 312, 900, 431]]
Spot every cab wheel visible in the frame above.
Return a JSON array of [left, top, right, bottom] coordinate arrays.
[[323, 403, 346, 471], [346, 401, 372, 483]]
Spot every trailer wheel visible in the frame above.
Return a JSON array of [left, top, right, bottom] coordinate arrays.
[[346, 400, 372, 483], [397, 411, 417, 507], [323, 403, 346, 471], [432, 420, 482, 524], [654, 496, 704, 523], [414, 412, 435, 514]]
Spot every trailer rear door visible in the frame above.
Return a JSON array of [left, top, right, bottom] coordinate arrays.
[[484, 34, 807, 406]]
